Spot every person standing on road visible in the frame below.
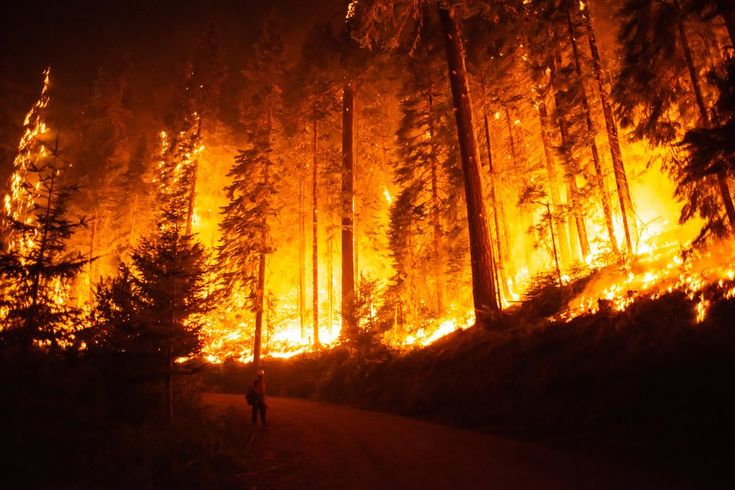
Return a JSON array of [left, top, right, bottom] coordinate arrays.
[[249, 369, 267, 427]]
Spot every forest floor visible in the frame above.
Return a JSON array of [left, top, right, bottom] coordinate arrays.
[[204, 393, 679, 490]]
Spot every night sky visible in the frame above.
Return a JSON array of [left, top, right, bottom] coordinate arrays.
[[0, 0, 343, 171]]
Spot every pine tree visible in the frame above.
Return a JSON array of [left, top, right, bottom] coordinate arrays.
[[0, 137, 87, 352], [580, 0, 637, 254], [0, 70, 87, 351], [613, 0, 735, 238], [218, 17, 285, 366], [178, 25, 226, 235], [392, 33, 456, 321]]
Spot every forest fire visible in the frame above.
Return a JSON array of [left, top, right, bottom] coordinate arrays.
[[1, 0, 734, 366], [3, 2, 735, 487]]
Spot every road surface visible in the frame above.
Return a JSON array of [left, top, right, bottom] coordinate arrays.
[[203, 394, 677, 489]]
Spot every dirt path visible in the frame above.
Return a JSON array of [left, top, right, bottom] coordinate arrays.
[[203, 394, 681, 490]]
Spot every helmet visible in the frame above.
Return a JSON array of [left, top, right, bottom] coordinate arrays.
[[257, 369, 265, 377]]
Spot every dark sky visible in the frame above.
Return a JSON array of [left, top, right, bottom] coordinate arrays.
[[0, 0, 343, 169]]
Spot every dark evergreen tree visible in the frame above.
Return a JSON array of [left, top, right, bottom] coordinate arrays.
[[0, 138, 87, 352]]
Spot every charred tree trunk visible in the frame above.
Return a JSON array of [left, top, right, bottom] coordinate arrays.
[[299, 155, 306, 339], [253, 112, 273, 367], [480, 91, 511, 302], [340, 78, 356, 341], [165, 342, 174, 423], [88, 211, 97, 300], [582, 2, 635, 254], [566, 9, 619, 255], [26, 143, 58, 344], [427, 74, 444, 316], [678, 11, 735, 231], [537, 96, 573, 265], [312, 115, 320, 349], [253, 244, 266, 366], [438, 5, 499, 323]]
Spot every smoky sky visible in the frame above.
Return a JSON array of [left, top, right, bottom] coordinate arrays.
[[0, 0, 344, 167]]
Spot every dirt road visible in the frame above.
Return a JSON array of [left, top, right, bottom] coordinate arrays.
[[203, 394, 678, 489]]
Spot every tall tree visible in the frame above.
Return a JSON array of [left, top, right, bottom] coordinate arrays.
[[614, 0, 735, 239], [392, 24, 459, 321], [341, 6, 360, 342], [437, 4, 500, 323], [218, 17, 285, 366], [0, 136, 87, 352]]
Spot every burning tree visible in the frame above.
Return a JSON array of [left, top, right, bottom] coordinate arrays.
[[74, 55, 134, 294], [0, 70, 87, 352], [218, 16, 286, 366], [613, 0, 735, 242], [391, 21, 460, 326], [351, 0, 501, 324]]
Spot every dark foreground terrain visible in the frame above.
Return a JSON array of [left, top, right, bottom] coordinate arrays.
[[205, 393, 676, 490]]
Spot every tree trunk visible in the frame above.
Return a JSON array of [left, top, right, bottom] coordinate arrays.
[[678, 11, 735, 231], [582, 1, 635, 253], [427, 74, 444, 317], [299, 154, 306, 340], [537, 96, 573, 266], [26, 144, 58, 344], [341, 78, 356, 341], [312, 115, 320, 348], [438, 5, 499, 324], [253, 245, 266, 366], [185, 161, 197, 235], [482, 99, 511, 302], [166, 343, 174, 423], [566, 9, 619, 255], [88, 211, 97, 300]]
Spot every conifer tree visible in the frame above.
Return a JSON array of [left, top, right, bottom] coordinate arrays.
[[392, 33, 456, 321], [0, 137, 87, 352], [218, 17, 285, 366], [0, 70, 86, 351], [614, 0, 735, 238]]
